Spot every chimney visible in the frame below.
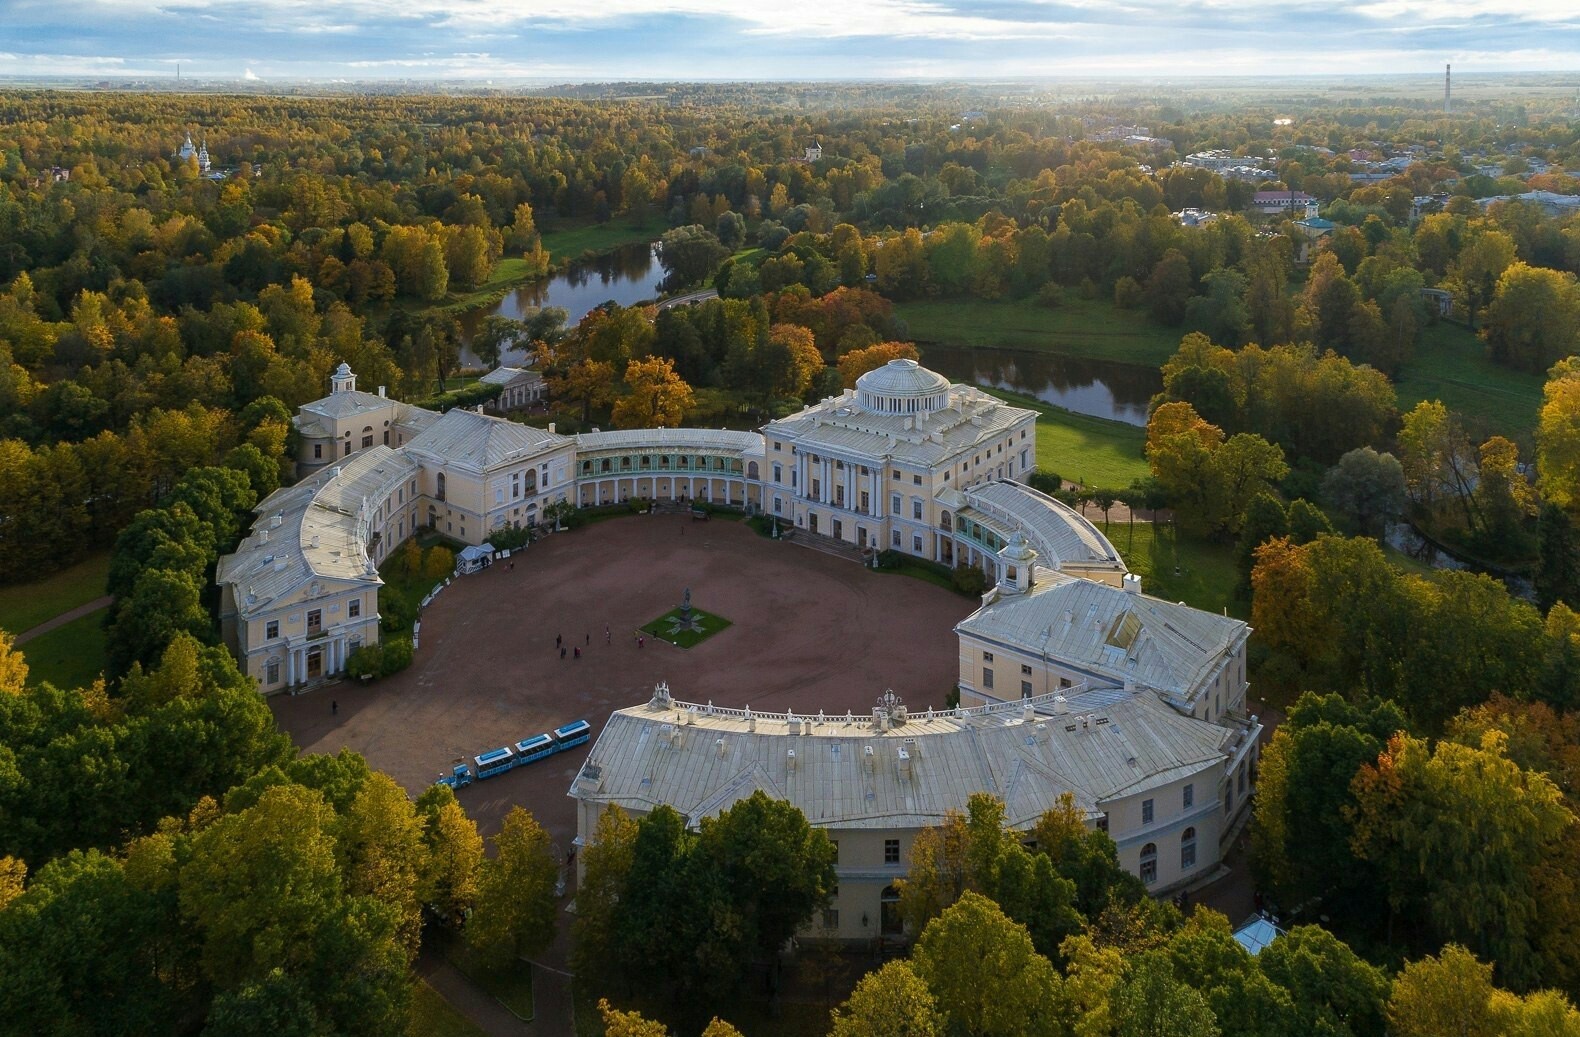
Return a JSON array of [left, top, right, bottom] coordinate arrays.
[[715, 737, 726, 760], [787, 748, 797, 771], [1053, 694, 1068, 715], [378, 385, 386, 397], [258, 529, 269, 544], [1123, 573, 1142, 595], [863, 744, 875, 773], [897, 745, 912, 780], [1022, 700, 1035, 724], [904, 736, 920, 758], [548, 422, 556, 434]]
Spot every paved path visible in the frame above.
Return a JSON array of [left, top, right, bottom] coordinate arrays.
[[14, 596, 112, 645], [416, 946, 534, 1037], [656, 288, 718, 310]]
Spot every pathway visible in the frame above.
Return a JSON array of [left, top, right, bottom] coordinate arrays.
[[656, 288, 718, 311], [415, 947, 532, 1037], [15, 595, 112, 646]]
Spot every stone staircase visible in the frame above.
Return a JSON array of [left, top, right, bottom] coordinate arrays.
[[786, 529, 870, 565]]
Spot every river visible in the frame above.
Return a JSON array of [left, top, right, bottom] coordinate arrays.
[[458, 241, 664, 367], [919, 344, 1163, 426]]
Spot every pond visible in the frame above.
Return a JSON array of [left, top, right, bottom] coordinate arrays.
[[1384, 521, 1536, 601], [919, 344, 1163, 426], [458, 241, 662, 367]]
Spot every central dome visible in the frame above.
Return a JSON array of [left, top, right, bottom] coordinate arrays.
[[856, 359, 951, 415]]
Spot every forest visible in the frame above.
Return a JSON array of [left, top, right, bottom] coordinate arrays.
[[3, 81, 1580, 1035]]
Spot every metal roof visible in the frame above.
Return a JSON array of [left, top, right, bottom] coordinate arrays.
[[576, 428, 764, 455], [955, 570, 1248, 706], [764, 386, 1035, 468], [404, 408, 571, 472], [217, 446, 415, 617], [571, 687, 1235, 831], [952, 480, 1125, 573]]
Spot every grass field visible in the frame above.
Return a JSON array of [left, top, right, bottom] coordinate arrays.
[[435, 931, 535, 1020], [640, 606, 732, 649], [538, 217, 657, 264], [20, 611, 108, 690], [0, 552, 110, 636], [1103, 520, 1243, 619], [897, 296, 1184, 368], [408, 982, 486, 1037], [1393, 321, 1544, 446], [980, 387, 1150, 490]]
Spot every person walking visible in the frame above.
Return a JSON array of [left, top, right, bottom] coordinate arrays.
[[556, 633, 562, 648], [560, 646, 566, 660], [585, 633, 590, 646], [574, 646, 581, 659], [331, 700, 338, 716], [638, 636, 645, 649]]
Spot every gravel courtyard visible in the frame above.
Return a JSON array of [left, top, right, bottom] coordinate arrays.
[[273, 514, 974, 844]]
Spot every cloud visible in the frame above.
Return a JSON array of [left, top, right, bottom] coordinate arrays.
[[3, 0, 1578, 78]]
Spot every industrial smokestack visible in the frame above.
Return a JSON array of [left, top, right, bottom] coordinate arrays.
[[1445, 64, 1452, 114]]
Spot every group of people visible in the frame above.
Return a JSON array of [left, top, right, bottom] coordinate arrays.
[[557, 626, 642, 659]]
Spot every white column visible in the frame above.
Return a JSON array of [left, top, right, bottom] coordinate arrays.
[[287, 649, 296, 686]]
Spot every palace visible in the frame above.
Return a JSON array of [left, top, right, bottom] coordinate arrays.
[[216, 356, 1260, 916]]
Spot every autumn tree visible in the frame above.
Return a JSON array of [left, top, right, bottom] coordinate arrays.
[[549, 358, 616, 424], [612, 356, 694, 429], [1537, 357, 1580, 511], [911, 892, 1065, 1037], [829, 960, 946, 1037], [465, 806, 559, 969], [838, 341, 920, 387]]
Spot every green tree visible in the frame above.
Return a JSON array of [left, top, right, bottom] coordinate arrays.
[[1257, 925, 1389, 1037], [465, 806, 559, 969], [1147, 250, 1195, 326], [571, 805, 639, 991], [337, 772, 427, 954], [1114, 952, 1220, 1037], [1538, 504, 1580, 613], [830, 959, 946, 1037], [1483, 262, 1580, 374], [414, 783, 483, 926], [1321, 447, 1406, 537], [657, 225, 730, 291], [911, 892, 1065, 1037], [1387, 945, 1504, 1037]]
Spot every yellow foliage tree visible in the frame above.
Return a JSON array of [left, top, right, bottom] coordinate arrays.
[[0, 630, 28, 694], [612, 356, 694, 430], [837, 341, 920, 388]]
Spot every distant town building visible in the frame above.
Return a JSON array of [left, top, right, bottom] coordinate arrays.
[[1251, 190, 1319, 218], [176, 132, 211, 174], [1477, 190, 1580, 218], [1175, 208, 1219, 227], [804, 141, 823, 162]]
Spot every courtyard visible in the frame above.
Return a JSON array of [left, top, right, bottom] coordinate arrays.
[[272, 513, 975, 845]]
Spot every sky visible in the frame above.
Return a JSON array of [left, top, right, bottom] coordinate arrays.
[[3, 0, 1579, 82]]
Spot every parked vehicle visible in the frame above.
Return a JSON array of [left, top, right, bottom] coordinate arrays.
[[435, 763, 474, 789], [435, 719, 593, 789], [474, 746, 517, 779]]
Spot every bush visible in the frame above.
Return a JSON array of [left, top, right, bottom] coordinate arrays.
[[1026, 470, 1063, 496], [421, 546, 455, 580], [379, 588, 416, 634], [1035, 283, 1066, 309], [345, 635, 414, 680], [876, 549, 905, 570], [951, 563, 989, 597], [487, 525, 535, 551], [1114, 275, 1144, 309], [411, 381, 505, 412]]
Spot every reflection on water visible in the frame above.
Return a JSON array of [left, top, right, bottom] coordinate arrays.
[[920, 344, 1162, 426], [459, 242, 662, 366], [1384, 521, 1535, 600]]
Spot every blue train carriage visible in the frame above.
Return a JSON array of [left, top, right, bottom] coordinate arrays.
[[515, 733, 556, 767], [553, 719, 592, 751], [473, 745, 517, 779]]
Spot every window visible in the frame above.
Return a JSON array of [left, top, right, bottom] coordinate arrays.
[[1140, 843, 1157, 884], [307, 609, 322, 635], [912, 474, 922, 485], [349, 600, 361, 619], [1142, 799, 1154, 825], [266, 660, 280, 684], [436, 473, 446, 502], [773, 463, 782, 483], [812, 479, 821, 498], [1096, 814, 1108, 833], [1183, 784, 1194, 809], [822, 909, 840, 930], [983, 651, 994, 662], [1238, 765, 1247, 794], [1021, 680, 1033, 696], [983, 668, 994, 690], [912, 534, 922, 553], [1059, 677, 1072, 689], [362, 434, 374, 449], [773, 496, 783, 515], [892, 530, 901, 547], [891, 493, 901, 514], [266, 620, 279, 639], [1181, 828, 1197, 871], [831, 840, 839, 863], [892, 469, 901, 480], [343, 442, 351, 457], [912, 498, 923, 520], [313, 443, 322, 459], [1021, 664, 1032, 675], [884, 839, 900, 864]]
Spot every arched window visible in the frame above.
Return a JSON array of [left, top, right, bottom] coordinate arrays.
[[1139, 842, 1157, 885], [1181, 827, 1197, 871], [436, 472, 446, 502], [940, 510, 953, 532], [361, 424, 374, 449], [748, 461, 759, 481]]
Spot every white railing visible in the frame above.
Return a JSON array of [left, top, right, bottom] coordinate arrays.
[[644, 681, 1089, 725]]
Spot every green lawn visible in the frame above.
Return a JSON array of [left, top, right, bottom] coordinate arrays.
[[20, 611, 109, 690], [1393, 321, 1544, 446], [0, 552, 110, 636], [897, 296, 1184, 368], [1102, 520, 1242, 618], [538, 217, 657, 264], [980, 387, 1150, 490], [435, 931, 535, 1021], [408, 981, 486, 1037], [640, 607, 732, 649]]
